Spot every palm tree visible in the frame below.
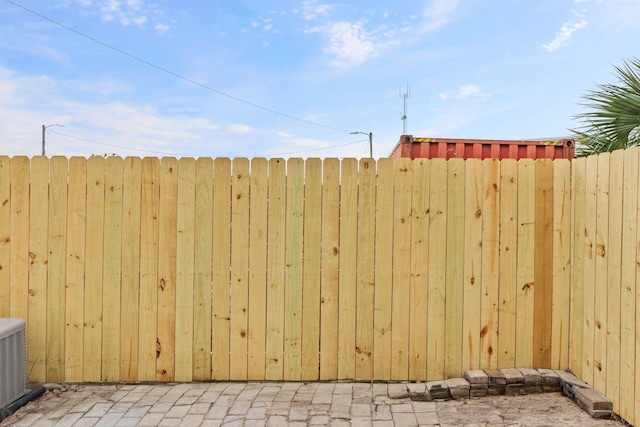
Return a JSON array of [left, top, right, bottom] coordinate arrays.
[[573, 57, 640, 157]]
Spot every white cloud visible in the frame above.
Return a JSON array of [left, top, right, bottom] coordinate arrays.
[[439, 84, 490, 101], [543, 18, 588, 52], [308, 21, 379, 67], [68, 0, 170, 32], [297, 0, 336, 21], [0, 67, 222, 157], [419, 0, 461, 33], [226, 124, 253, 135]]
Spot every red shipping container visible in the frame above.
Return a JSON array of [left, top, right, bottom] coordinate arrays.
[[389, 135, 575, 160]]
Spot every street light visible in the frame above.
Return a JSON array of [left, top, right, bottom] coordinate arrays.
[[350, 131, 373, 158], [42, 124, 64, 156]]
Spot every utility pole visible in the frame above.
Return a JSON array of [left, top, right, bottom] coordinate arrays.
[[42, 124, 64, 156], [351, 131, 373, 158]]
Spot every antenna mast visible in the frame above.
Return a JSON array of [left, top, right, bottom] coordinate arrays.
[[400, 83, 411, 134]]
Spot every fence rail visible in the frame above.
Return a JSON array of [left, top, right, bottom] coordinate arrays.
[[3, 151, 638, 423]]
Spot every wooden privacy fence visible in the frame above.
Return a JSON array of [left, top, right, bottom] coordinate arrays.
[[0, 155, 572, 386], [569, 148, 640, 425]]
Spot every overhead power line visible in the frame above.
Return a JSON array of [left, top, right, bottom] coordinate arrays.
[[6, 0, 354, 134], [50, 130, 370, 157]]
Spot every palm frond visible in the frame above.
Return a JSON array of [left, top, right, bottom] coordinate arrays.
[[573, 57, 640, 156]]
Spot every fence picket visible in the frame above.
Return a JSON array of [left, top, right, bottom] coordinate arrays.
[[516, 159, 535, 367], [355, 158, 375, 380], [593, 153, 610, 392], [373, 158, 394, 380], [265, 159, 285, 380], [409, 158, 429, 381], [498, 159, 517, 368], [428, 158, 447, 380], [533, 160, 554, 368], [569, 157, 586, 377], [84, 156, 105, 382], [28, 157, 49, 382], [212, 158, 232, 380], [102, 156, 124, 382], [65, 157, 87, 381], [319, 158, 340, 380], [247, 158, 268, 380], [230, 158, 250, 381], [606, 151, 624, 411], [391, 158, 412, 380], [138, 157, 159, 381], [619, 149, 638, 422], [175, 157, 196, 382], [338, 158, 358, 380], [552, 159, 571, 369], [156, 157, 178, 381], [193, 158, 213, 380], [582, 155, 598, 385], [301, 158, 322, 380], [10, 157, 29, 323], [0, 156, 9, 318], [445, 158, 465, 377], [46, 156, 68, 382], [480, 159, 500, 370], [462, 159, 483, 370]]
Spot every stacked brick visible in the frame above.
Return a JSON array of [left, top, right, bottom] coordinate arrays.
[[398, 368, 612, 420]]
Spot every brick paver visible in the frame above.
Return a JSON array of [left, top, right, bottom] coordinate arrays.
[[1, 381, 627, 426]]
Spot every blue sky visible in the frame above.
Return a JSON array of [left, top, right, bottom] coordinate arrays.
[[1, 0, 639, 159]]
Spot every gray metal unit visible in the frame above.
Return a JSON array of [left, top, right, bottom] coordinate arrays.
[[0, 318, 27, 408]]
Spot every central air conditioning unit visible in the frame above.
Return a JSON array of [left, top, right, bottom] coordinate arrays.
[[0, 318, 27, 409]]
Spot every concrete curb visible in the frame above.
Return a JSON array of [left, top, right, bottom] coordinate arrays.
[[390, 368, 613, 420]]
